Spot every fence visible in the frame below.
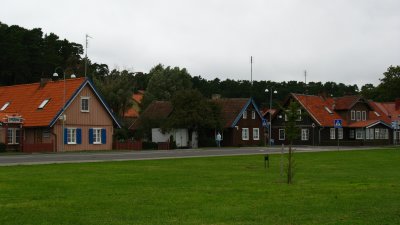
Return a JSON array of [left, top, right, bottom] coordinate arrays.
[[23, 141, 54, 153], [113, 140, 142, 150]]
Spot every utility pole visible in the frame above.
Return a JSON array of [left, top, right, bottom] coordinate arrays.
[[85, 34, 92, 78]]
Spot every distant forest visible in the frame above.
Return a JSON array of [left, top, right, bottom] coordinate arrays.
[[0, 21, 398, 111]]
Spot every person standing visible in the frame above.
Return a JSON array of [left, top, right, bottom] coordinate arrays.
[[216, 132, 222, 147]]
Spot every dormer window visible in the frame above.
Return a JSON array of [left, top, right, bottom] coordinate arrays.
[[1, 102, 10, 111], [251, 111, 256, 119], [356, 111, 361, 121], [38, 99, 50, 109], [374, 111, 381, 117], [243, 110, 247, 119]]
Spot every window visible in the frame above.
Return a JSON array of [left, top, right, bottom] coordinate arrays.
[[81, 97, 89, 112], [362, 111, 366, 121], [279, 129, 285, 140], [375, 129, 380, 139], [38, 99, 50, 109], [297, 109, 302, 121], [93, 128, 102, 144], [374, 111, 381, 117], [338, 128, 343, 140], [351, 110, 355, 120], [366, 128, 374, 140], [325, 106, 333, 114], [252, 111, 256, 119], [384, 129, 389, 139], [253, 128, 259, 140], [349, 130, 355, 139], [242, 128, 249, 140], [301, 129, 309, 141], [356, 128, 364, 139], [356, 111, 361, 121], [7, 128, 20, 144], [67, 128, 77, 144], [330, 128, 336, 139], [1, 102, 10, 111]]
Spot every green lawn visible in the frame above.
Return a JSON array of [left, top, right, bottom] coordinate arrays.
[[1, 149, 400, 225]]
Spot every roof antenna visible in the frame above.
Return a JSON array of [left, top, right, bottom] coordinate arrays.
[[85, 34, 93, 78]]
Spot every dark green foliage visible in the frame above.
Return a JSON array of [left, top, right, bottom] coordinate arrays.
[[0, 143, 6, 152], [0, 22, 83, 85], [164, 89, 221, 132], [141, 64, 193, 110]]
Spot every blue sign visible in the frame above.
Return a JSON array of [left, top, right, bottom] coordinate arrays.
[[262, 118, 268, 127], [334, 119, 342, 128]]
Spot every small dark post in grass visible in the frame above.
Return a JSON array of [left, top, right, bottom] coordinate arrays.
[[264, 154, 269, 168]]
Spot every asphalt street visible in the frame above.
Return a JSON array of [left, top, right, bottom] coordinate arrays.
[[0, 146, 389, 166]]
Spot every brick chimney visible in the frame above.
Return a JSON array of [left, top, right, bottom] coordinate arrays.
[[39, 78, 52, 88], [395, 98, 400, 110]]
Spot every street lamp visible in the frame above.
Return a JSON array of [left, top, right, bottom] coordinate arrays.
[[53, 68, 75, 152], [265, 88, 277, 146]]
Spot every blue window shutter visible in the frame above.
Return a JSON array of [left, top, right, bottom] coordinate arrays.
[[77, 128, 82, 144], [89, 128, 93, 144], [101, 128, 106, 144], [64, 128, 68, 144]]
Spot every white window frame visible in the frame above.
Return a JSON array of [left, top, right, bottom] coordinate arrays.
[[356, 111, 361, 121], [67, 128, 77, 144], [356, 128, 364, 140], [362, 111, 367, 121], [251, 111, 256, 119], [330, 128, 336, 140], [301, 129, 309, 141], [7, 128, 20, 144], [375, 128, 380, 139], [351, 110, 355, 120], [242, 128, 249, 140], [1, 102, 10, 111], [338, 128, 343, 140], [296, 109, 302, 121], [93, 128, 102, 144], [279, 129, 285, 140], [81, 97, 90, 112], [253, 128, 260, 140], [38, 99, 50, 109], [43, 129, 50, 138]]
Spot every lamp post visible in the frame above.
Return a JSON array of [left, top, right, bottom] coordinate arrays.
[[265, 88, 277, 146], [53, 68, 75, 152]]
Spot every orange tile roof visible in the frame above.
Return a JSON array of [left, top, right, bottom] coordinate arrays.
[[133, 90, 144, 103], [371, 102, 400, 123], [293, 94, 346, 127], [290, 93, 392, 128], [124, 108, 139, 118], [0, 78, 86, 127]]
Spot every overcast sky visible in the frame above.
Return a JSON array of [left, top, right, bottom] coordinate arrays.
[[1, 0, 400, 87]]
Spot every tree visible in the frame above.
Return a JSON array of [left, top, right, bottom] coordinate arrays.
[[141, 64, 192, 109], [93, 69, 135, 120], [164, 89, 221, 133], [283, 100, 302, 184], [376, 65, 400, 101]]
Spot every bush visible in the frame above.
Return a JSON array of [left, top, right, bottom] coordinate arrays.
[[0, 143, 6, 152]]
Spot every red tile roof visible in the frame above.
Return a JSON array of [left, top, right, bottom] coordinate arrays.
[[0, 78, 86, 127], [334, 95, 361, 110], [133, 90, 144, 103], [291, 93, 391, 128], [371, 102, 400, 123]]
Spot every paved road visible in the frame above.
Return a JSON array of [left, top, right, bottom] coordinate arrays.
[[0, 146, 392, 166]]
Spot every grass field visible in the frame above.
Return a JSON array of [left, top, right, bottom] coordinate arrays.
[[0, 149, 400, 225]]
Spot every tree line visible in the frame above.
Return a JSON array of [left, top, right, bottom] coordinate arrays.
[[1, 21, 399, 124]]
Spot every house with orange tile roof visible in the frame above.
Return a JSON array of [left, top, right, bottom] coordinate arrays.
[[269, 93, 393, 146], [0, 77, 121, 152], [124, 90, 144, 119]]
